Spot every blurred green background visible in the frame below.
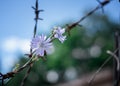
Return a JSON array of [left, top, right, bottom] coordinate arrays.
[[2, 13, 120, 86]]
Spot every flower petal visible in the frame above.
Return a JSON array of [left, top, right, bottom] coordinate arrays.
[[53, 27, 66, 43], [31, 34, 53, 56], [36, 48, 45, 56]]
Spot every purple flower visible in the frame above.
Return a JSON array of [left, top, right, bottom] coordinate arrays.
[[53, 27, 66, 43], [31, 34, 53, 56]]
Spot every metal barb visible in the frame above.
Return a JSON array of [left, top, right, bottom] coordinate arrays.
[[32, 0, 44, 21], [96, 0, 105, 13], [66, 22, 82, 36]]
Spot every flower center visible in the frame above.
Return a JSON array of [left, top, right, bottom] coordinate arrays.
[[39, 42, 44, 48]]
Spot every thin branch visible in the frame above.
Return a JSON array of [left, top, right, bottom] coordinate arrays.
[[19, 57, 34, 86], [20, 64, 33, 86], [88, 48, 118, 86], [1, 56, 35, 86], [107, 50, 120, 71]]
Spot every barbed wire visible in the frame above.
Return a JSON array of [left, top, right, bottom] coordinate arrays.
[[0, 0, 114, 86]]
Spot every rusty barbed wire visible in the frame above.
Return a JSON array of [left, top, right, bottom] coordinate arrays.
[[66, 0, 110, 35], [0, 0, 112, 86]]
